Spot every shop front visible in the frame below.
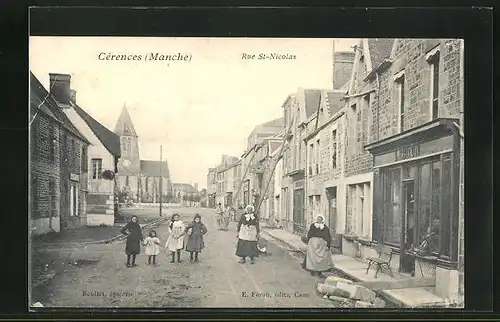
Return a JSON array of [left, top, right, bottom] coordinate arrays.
[[366, 118, 460, 299]]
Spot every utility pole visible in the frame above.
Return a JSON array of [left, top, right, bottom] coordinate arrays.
[[159, 145, 163, 217]]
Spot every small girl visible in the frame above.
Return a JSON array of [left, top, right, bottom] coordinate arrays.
[[185, 214, 208, 263], [143, 230, 161, 266], [165, 213, 185, 263]]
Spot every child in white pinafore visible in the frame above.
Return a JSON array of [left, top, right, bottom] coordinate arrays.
[[143, 230, 161, 266], [165, 213, 186, 263]]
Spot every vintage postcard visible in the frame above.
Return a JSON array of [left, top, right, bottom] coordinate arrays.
[[29, 36, 464, 309]]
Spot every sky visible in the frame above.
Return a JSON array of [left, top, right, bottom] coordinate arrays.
[[30, 37, 359, 189]]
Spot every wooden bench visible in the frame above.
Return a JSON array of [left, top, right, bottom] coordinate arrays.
[[366, 244, 394, 279]]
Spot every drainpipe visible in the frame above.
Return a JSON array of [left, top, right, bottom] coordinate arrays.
[[375, 72, 381, 142]]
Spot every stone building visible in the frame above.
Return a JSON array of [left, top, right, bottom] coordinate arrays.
[[238, 118, 284, 211], [114, 106, 172, 203], [282, 48, 355, 236], [344, 38, 465, 303], [30, 72, 91, 235], [214, 155, 239, 207], [55, 76, 122, 227], [206, 168, 217, 208], [304, 89, 348, 249], [253, 133, 284, 223], [172, 183, 199, 206]]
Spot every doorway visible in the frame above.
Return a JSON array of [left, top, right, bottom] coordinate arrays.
[[326, 187, 339, 249], [400, 180, 415, 274], [293, 188, 305, 235]]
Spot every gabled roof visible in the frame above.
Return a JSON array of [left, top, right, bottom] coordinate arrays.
[[114, 106, 138, 137], [71, 102, 121, 157], [172, 183, 198, 193], [140, 160, 170, 178], [367, 38, 396, 71], [30, 72, 89, 144], [303, 89, 322, 118]]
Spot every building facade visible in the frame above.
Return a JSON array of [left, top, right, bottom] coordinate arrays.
[[58, 82, 121, 227], [354, 38, 463, 302], [172, 183, 200, 206], [114, 106, 172, 203], [304, 89, 348, 249], [213, 155, 239, 207], [30, 72, 91, 235], [206, 168, 217, 208]]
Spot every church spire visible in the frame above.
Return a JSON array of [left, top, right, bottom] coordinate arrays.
[[114, 103, 138, 137]]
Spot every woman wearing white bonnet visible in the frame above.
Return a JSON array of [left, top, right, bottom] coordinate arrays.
[[235, 205, 260, 264], [302, 213, 333, 276]]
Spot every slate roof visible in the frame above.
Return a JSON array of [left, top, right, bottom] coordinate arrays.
[[304, 89, 322, 118], [258, 117, 285, 128], [367, 38, 396, 71], [71, 102, 121, 157], [172, 183, 198, 193], [30, 72, 90, 144], [325, 91, 345, 116], [114, 106, 138, 137], [140, 160, 170, 178]]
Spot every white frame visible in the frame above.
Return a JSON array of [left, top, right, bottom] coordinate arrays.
[[426, 47, 441, 121], [394, 70, 406, 133]]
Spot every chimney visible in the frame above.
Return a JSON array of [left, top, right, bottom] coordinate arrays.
[[49, 73, 71, 105], [332, 50, 355, 90], [70, 89, 77, 104]]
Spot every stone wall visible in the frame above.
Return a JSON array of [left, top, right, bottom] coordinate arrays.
[[30, 113, 62, 233]]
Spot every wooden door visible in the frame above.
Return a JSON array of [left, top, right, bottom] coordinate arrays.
[[327, 187, 338, 247], [293, 188, 305, 234]]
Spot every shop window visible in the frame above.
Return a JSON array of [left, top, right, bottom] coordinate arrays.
[[384, 168, 402, 245]]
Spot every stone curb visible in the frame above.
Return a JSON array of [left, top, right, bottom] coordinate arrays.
[[260, 229, 307, 254], [259, 228, 405, 308]]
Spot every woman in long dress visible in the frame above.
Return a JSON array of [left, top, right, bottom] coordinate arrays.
[[165, 213, 186, 263], [235, 205, 260, 264], [304, 214, 333, 276], [120, 215, 144, 268]]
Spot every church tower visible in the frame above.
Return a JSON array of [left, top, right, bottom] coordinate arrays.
[[114, 105, 141, 201]]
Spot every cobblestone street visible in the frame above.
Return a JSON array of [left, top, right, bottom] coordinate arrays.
[[32, 207, 337, 308]]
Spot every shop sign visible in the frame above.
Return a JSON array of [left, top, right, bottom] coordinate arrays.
[[395, 144, 420, 161], [294, 180, 304, 189], [69, 173, 80, 182]]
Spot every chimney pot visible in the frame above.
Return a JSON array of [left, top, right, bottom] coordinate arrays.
[[49, 73, 71, 105], [70, 89, 77, 104]]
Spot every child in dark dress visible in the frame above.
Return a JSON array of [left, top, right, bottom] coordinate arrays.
[[185, 214, 208, 263], [120, 215, 144, 268]]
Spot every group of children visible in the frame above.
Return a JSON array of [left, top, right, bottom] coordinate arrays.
[[120, 213, 208, 268]]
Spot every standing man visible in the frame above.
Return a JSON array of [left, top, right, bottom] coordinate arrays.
[[221, 204, 230, 231], [215, 203, 223, 231]]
